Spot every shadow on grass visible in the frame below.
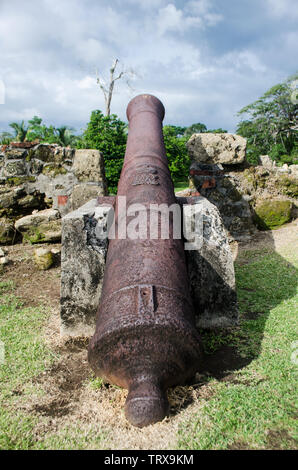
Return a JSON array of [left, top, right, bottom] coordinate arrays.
[[196, 230, 297, 381], [187, 172, 297, 382]]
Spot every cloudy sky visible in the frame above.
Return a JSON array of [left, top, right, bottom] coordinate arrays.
[[0, 0, 297, 134]]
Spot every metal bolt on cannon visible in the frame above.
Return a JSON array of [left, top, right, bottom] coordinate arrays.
[[88, 94, 202, 427]]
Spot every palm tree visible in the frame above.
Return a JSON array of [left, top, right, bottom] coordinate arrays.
[[9, 121, 29, 142], [55, 126, 77, 147], [0, 131, 13, 145]]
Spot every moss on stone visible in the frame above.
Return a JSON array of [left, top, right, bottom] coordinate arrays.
[[23, 227, 46, 244], [278, 175, 298, 198], [25, 149, 35, 162], [33, 145, 55, 162], [18, 194, 41, 208], [242, 168, 257, 190], [0, 208, 14, 218], [21, 220, 61, 244], [253, 198, 292, 230], [34, 248, 54, 270], [228, 186, 242, 202], [6, 176, 36, 186], [42, 163, 67, 177], [0, 217, 15, 244], [0, 189, 16, 208]]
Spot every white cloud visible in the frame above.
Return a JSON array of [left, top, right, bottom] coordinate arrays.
[[265, 0, 298, 19], [157, 4, 185, 35], [186, 0, 210, 15], [156, 1, 222, 35], [185, 0, 223, 25], [217, 50, 267, 74], [0, 0, 295, 134], [0, 79, 5, 105], [76, 76, 96, 90]]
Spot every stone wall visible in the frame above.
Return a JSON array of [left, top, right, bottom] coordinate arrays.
[[0, 142, 108, 244], [226, 164, 297, 231], [186, 133, 298, 239]]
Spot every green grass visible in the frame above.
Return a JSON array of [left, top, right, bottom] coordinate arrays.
[[0, 246, 297, 449], [178, 250, 298, 450], [0, 280, 55, 449], [174, 181, 189, 193], [0, 280, 108, 450], [33, 426, 108, 450]]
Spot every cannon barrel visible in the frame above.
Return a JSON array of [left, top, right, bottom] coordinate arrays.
[[88, 94, 202, 427]]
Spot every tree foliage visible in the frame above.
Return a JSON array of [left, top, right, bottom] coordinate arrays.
[[9, 121, 29, 142], [76, 110, 127, 192], [237, 74, 298, 165], [163, 125, 189, 182], [0, 116, 78, 147], [184, 122, 207, 137], [162, 124, 227, 182]]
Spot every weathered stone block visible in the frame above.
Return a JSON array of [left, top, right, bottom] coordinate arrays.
[[34, 247, 54, 270], [253, 197, 293, 230], [187, 133, 246, 165], [180, 196, 238, 328], [71, 183, 107, 211], [4, 148, 28, 160], [60, 196, 238, 336], [277, 174, 298, 198], [42, 163, 67, 177], [60, 199, 113, 336], [0, 154, 4, 171], [15, 208, 61, 243], [0, 217, 15, 244], [189, 162, 256, 240], [259, 155, 276, 170], [4, 160, 27, 177], [0, 186, 19, 209], [29, 159, 44, 175], [73, 149, 107, 186], [33, 144, 56, 162]]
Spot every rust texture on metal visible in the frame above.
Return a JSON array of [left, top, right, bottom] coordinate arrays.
[[88, 94, 202, 427]]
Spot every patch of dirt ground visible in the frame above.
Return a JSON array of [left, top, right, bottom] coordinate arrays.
[[230, 218, 298, 262], [1, 220, 297, 449], [1, 242, 61, 309]]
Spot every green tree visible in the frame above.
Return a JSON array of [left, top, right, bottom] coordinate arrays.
[[26, 116, 57, 143], [77, 110, 127, 192], [237, 73, 298, 165], [13, 116, 79, 146], [9, 121, 29, 142], [163, 125, 189, 182], [55, 126, 78, 147], [184, 122, 207, 137], [0, 131, 13, 145], [207, 128, 228, 134]]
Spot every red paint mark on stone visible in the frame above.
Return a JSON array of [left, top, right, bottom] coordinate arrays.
[[58, 195, 68, 206], [202, 178, 216, 189]]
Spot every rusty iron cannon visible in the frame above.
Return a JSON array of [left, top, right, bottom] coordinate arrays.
[[88, 94, 202, 427]]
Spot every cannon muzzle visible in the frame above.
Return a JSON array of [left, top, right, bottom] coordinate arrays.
[[88, 94, 202, 427]]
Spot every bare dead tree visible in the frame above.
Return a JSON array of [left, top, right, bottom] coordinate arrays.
[[96, 59, 135, 116]]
